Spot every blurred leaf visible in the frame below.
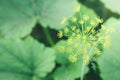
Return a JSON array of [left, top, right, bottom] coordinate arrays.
[[0, 36, 55, 80], [54, 61, 85, 80], [0, 0, 36, 38], [54, 40, 88, 80], [98, 18, 120, 80], [100, 0, 120, 14], [39, 0, 77, 29], [79, 0, 105, 19], [0, 0, 77, 38]]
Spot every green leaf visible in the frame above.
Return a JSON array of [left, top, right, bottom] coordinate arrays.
[[54, 62, 83, 80], [39, 0, 77, 29], [0, 0, 36, 38], [100, 0, 120, 14], [98, 18, 120, 80], [0, 36, 55, 80], [0, 0, 77, 38], [54, 40, 88, 80]]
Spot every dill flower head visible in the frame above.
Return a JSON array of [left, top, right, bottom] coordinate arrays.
[[57, 5, 114, 64]]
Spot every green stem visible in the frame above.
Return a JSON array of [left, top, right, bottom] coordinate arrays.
[[80, 61, 85, 80], [43, 28, 54, 46]]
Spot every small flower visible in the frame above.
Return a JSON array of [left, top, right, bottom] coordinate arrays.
[[108, 28, 115, 33], [96, 17, 103, 23], [91, 29, 96, 33], [82, 36, 87, 40], [85, 42, 91, 48], [96, 33, 101, 37], [94, 49, 101, 56], [83, 55, 90, 64], [64, 27, 69, 33], [72, 26, 77, 31], [71, 16, 77, 22], [81, 48, 87, 53], [76, 29, 80, 33], [79, 20, 84, 24], [69, 53, 77, 63], [93, 42, 97, 46], [67, 37, 73, 45], [76, 34, 81, 40], [61, 16, 67, 25], [58, 46, 65, 53], [57, 31, 63, 38], [72, 33, 76, 37], [85, 27, 91, 33], [83, 15, 89, 21], [74, 43, 79, 48], [77, 49, 83, 54], [75, 5, 80, 12]]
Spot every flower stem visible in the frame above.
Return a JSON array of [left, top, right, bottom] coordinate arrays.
[[80, 61, 85, 80]]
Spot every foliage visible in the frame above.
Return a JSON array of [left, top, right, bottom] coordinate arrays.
[[100, 0, 120, 14], [54, 40, 88, 80], [0, 37, 55, 80], [98, 18, 120, 80], [0, 0, 120, 80], [0, 0, 77, 38]]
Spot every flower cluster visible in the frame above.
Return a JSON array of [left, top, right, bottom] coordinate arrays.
[[57, 5, 114, 63]]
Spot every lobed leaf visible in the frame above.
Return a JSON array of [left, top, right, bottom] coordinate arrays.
[[0, 0, 77, 38], [0, 36, 55, 80]]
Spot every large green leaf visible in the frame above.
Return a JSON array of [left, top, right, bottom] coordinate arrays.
[[0, 0, 77, 38], [0, 36, 55, 80], [0, 0, 36, 38], [100, 0, 120, 14], [54, 61, 84, 80], [98, 18, 120, 80]]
